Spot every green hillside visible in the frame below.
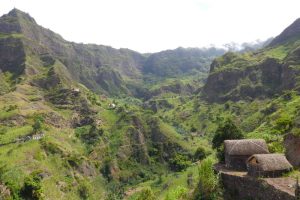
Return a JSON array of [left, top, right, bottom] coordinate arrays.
[[0, 8, 300, 200]]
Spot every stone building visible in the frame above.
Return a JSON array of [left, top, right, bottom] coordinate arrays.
[[247, 154, 293, 177], [224, 139, 269, 170]]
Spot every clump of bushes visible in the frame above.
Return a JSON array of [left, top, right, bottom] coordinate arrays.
[[40, 139, 64, 155], [75, 125, 103, 145], [212, 119, 243, 162], [78, 181, 91, 200], [192, 158, 221, 200], [32, 115, 45, 134], [20, 171, 44, 200], [193, 147, 208, 161], [135, 187, 156, 200], [274, 114, 293, 134], [165, 186, 188, 200], [169, 153, 191, 172]]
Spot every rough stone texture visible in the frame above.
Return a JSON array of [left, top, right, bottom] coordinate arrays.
[[215, 164, 295, 200], [284, 134, 300, 167], [203, 57, 284, 102], [0, 37, 25, 75], [0, 9, 22, 34]]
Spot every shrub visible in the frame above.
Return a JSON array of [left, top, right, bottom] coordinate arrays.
[[169, 153, 191, 172], [40, 139, 63, 155], [212, 119, 243, 162], [274, 114, 293, 134], [165, 186, 188, 200], [193, 147, 207, 161], [192, 158, 221, 200], [75, 125, 103, 145], [190, 126, 197, 132], [20, 171, 44, 200], [135, 188, 156, 200], [105, 181, 124, 200], [32, 116, 44, 134], [212, 119, 243, 149], [78, 181, 91, 200]]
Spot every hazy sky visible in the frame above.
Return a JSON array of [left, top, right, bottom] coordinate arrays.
[[1, 0, 300, 53]]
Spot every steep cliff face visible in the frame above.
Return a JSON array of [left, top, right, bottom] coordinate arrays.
[[6, 9, 145, 95], [203, 56, 284, 102], [202, 17, 300, 102], [219, 170, 295, 200], [0, 37, 25, 76], [203, 42, 300, 102]]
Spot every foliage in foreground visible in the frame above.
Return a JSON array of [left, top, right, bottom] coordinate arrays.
[[192, 158, 221, 200]]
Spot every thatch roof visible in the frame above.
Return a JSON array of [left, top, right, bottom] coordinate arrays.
[[224, 139, 269, 156], [247, 154, 293, 171]]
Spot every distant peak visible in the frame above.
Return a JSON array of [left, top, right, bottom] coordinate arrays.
[[269, 18, 300, 46], [6, 8, 36, 23]]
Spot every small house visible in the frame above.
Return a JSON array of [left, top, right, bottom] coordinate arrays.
[[247, 154, 293, 177], [224, 139, 269, 170], [108, 103, 116, 109]]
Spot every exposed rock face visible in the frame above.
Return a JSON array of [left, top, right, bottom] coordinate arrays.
[[221, 172, 295, 200], [284, 134, 300, 167], [0, 9, 22, 34], [0, 9, 146, 95], [203, 17, 300, 102], [0, 38, 25, 76], [216, 165, 296, 200], [203, 55, 286, 102], [0, 9, 227, 97]]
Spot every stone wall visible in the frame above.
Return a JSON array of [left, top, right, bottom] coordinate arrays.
[[285, 134, 300, 167], [220, 171, 295, 200]]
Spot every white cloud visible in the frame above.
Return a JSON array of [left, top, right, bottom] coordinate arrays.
[[0, 0, 299, 52]]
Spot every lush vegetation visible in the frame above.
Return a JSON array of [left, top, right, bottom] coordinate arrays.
[[1, 8, 300, 200]]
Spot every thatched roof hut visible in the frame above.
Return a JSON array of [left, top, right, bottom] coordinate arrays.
[[247, 154, 293, 177], [224, 139, 269, 170]]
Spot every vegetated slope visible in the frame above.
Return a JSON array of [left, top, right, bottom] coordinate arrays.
[[143, 47, 225, 77], [0, 9, 213, 200], [2, 8, 300, 200], [198, 17, 300, 157], [0, 9, 226, 98], [203, 18, 300, 102], [2, 9, 144, 96]]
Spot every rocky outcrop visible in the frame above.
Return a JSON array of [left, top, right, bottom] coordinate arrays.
[[221, 173, 295, 200], [0, 37, 25, 76], [0, 9, 22, 34], [284, 134, 300, 167], [203, 56, 284, 102], [216, 165, 296, 200]]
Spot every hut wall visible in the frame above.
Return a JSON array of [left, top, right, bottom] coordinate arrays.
[[225, 154, 249, 170], [247, 164, 291, 177]]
